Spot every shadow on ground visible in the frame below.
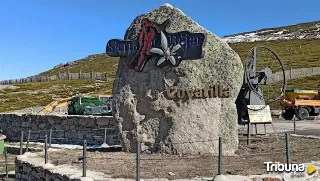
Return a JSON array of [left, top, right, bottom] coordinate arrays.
[[0, 174, 14, 181], [87, 147, 122, 152]]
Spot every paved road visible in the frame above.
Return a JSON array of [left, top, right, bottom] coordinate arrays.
[[238, 119, 320, 137]]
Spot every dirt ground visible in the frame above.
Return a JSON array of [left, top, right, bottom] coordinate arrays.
[[47, 135, 320, 180]]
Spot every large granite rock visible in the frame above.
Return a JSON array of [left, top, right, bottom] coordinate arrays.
[[112, 3, 243, 155]]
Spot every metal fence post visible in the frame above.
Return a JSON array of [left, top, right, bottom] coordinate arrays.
[[247, 122, 251, 145], [49, 129, 53, 148], [104, 128, 107, 144], [218, 137, 222, 175], [285, 133, 290, 165], [5, 147, 8, 178], [20, 131, 24, 155], [293, 116, 296, 134], [83, 140, 87, 177], [26, 130, 31, 152], [45, 135, 48, 164], [136, 139, 141, 181]]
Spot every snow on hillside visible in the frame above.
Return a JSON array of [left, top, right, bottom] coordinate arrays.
[[222, 22, 320, 43]]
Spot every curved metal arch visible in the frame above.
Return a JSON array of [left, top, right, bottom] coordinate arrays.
[[244, 45, 287, 111]]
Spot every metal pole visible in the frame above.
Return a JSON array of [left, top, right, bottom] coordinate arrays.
[[5, 147, 8, 178], [26, 130, 31, 152], [45, 135, 48, 164], [20, 131, 24, 155], [218, 137, 222, 175], [83, 140, 87, 177], [136, 139, 141, 181], [293, 117, 296, 134], [247, 122, 251, 145], [285, 133, 290, 165], [255, 124, 258, 135], [49, 129, 52, 147], [104, 128, 107, 144]]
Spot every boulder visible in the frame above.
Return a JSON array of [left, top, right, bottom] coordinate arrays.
[[112, 3, 243, 155]]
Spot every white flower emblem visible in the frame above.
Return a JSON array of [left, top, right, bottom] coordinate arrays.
[[149, 31, 183, 66]]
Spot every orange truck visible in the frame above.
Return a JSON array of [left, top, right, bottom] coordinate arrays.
[[281, 88, 320, 120]]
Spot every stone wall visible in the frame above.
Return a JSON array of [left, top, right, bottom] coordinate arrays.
[[0, 113, 120, 146], [15, 152, 110, 181]]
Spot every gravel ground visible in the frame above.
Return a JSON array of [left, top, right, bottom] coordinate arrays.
[[239, 118, 320, 136], [46, 135, 320, 180]]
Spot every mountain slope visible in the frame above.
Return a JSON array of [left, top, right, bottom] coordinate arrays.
[[39, 53, 119, 78], [223, 20, 320, 43], [1, 20, 320, 112]]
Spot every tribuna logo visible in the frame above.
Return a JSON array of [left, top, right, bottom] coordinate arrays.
[[264, 162, 305, 174]]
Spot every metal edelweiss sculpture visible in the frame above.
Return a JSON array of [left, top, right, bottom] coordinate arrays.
[[150, 31, 183, 67], [106, 18, 206, 72]]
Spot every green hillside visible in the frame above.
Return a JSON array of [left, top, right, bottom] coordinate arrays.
[[229, 39, 320, 69], [1, 30, 320, 112], [40, 53, 119, 78], [40, 39, 320, 76]]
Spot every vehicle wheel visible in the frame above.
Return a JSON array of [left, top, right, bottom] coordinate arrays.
[[282, 109, 294, 120], [296, 107, 309, 120]]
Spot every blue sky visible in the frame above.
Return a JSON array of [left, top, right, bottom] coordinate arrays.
[[0, 0, 319, 80]]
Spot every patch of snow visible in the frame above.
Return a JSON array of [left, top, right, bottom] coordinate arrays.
[[299, 35, 306, 39], [260, 29, 274, 33], [251, 37, 262, 42], [222, 28, 320, 43], [267, 37, 277, 41], [272, 30, 284, 35]]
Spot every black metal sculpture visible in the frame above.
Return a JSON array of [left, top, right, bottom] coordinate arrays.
[[236, 46, 287, 124]]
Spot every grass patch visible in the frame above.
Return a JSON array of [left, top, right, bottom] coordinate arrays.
[[229, 38, 320, 70], [39, 54, 119, 78], [0, 79, 110, 112]]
